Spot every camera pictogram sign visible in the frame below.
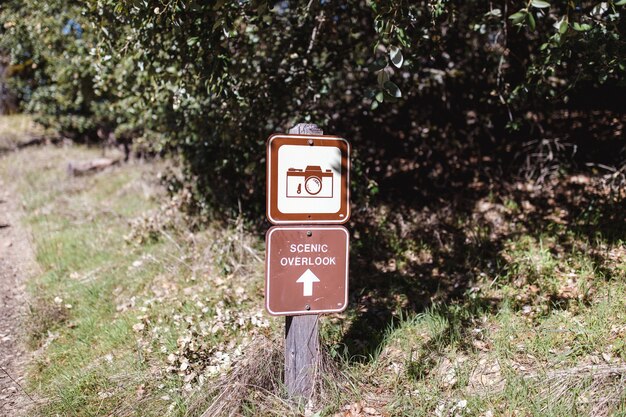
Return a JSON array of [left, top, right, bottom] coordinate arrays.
[[265, 226, 349, 316], [267, 134, 350, 224]]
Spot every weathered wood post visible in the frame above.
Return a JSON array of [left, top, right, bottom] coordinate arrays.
[[284, 314, 319, 399], [284, 123, 323, 400]]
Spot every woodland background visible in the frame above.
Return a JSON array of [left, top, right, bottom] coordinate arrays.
[[1, 1, 626, 416]]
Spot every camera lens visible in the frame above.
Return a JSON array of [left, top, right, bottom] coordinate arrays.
[[304, 176, 322, 195]]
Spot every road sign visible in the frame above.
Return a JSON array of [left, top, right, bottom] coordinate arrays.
[[266, 134, 350, 224], [265, 225, 349, 316]]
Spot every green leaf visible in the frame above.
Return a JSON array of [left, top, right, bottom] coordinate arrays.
[[573, 22, 591, 31], [389, 46, 403, 68], [557, 17, 568, 34], [485, 8, 502, 18], [375, 91, 384, 103], [395, 28, 409, 47], [377, 70, 390, 85], [368, 180, 379, 195], [371, 100, 379, 110], [368, 58, 387, 72], [527, 12, 536, 30], [531, 0, 550, 8], [509, 10, 527, 25], [383, 81, 401, 98], [616, 0, 626, 5]]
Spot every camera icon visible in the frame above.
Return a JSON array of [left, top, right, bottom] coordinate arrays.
[[286, 165, 334, 198]]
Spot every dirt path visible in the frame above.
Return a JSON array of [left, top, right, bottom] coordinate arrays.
[[0, 172, 38, 416]]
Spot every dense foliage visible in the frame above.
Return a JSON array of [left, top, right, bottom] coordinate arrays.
[[1, 0, 625, 220]]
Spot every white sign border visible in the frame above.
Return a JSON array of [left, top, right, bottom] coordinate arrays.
[[265, 225, 350, 316]]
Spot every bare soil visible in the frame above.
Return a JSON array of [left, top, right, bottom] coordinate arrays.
[[0, 171, 38, 416]]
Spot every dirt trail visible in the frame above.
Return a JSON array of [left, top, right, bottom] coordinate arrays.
[[0, 171, 38, 416]]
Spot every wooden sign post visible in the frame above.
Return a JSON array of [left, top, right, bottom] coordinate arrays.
[[284, 314, 319, 399], [265, 122, 351, 401], [285, 123, 323, 400]]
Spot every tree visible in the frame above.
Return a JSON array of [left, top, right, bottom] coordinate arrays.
[[1, 0, 625, 219]]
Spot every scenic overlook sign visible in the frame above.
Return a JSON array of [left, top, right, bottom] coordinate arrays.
[[265, 225, 349, 316], [266, 134, 350, 224], [264, 125, 351, 399]]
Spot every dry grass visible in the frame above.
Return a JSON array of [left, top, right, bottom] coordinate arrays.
[[187, 336, 288, 417], [528, 364, 626, 417], [0, 114, 50, 151], [25, 296, 70, 349], [186, 335, 356, 417]]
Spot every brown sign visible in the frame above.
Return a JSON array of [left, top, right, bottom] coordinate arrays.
[[265, 226, 349, 316], [266, 134, 350, 224]]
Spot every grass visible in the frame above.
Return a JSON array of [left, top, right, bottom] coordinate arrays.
[[337, 229, 626, 416], [0, 114, 50, 151], [1, 122, 625, 415], [0, 143, 272, 416]]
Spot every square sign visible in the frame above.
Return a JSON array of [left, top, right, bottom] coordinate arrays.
[[266, 134, 350, 224], [265, 226, 349, 316]]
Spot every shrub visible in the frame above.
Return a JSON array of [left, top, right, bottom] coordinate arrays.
[[1, 0, 625, 220]]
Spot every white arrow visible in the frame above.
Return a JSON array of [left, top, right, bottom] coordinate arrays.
[[296, 269, 320, 297]]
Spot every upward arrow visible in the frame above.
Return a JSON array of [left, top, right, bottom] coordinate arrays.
[[296, 269, 320, 297]]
